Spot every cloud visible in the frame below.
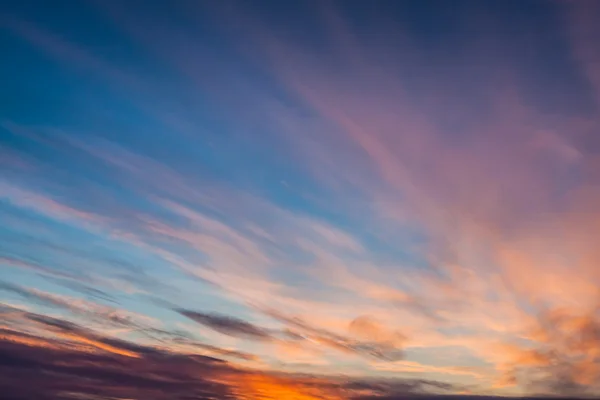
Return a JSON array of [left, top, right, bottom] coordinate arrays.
[[349, 315, 406, 347], [177, 309, 273, 341], [345, 379, 460, 400], [0, 314, 469, 400], [3, 1, 600, 396], [168, 335, 259, 361], [264, 309, 405, 362], [0, 327, 236, 400], [14, 311, 153, 358], [494, 305, 600, 396], [244, 1, 600, 392], [0, 282, 154, 332], [176, 307, 409, 363]]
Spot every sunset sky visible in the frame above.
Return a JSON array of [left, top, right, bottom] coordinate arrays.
[[2, 1, 600, 399]]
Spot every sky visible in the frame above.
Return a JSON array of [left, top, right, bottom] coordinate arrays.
[[2, 1, 600, 399]]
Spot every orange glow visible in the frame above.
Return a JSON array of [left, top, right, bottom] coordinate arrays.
[[226, 373, 342, 400], [57, 332, 140, 358], [0, 332, 60, 350]]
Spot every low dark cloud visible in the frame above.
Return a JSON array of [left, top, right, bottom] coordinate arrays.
[[0, 330, 236, 400], [1, 307, 592, 400], [341, 377, 458, 397], [177, 309, 274, 341]]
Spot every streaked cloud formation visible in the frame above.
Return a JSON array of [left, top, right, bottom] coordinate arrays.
[[2, 0, 600, 398]]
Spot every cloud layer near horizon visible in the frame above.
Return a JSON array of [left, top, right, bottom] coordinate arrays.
[[2, 0, 600, 398]]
